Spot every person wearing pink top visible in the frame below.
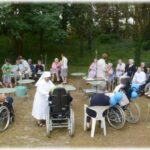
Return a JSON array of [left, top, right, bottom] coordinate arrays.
[[88, 58, 97, 79], [51, 58, 61, 82]]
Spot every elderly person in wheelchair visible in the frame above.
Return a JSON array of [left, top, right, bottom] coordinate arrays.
[[46, 87, 74, 137], [132, 67, 147, 95], [0, 94, 14, 131], [85, 81, 124, 130]]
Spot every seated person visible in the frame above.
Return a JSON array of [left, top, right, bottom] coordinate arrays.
[[12, 59, 25, 84], [51, 58, 61, 82], [28, 59, 36, 79], [140, 62, 148, 74], [106, 63, 114, 92], [87, 58, 97, 79], [49, 88, 73, 103], [125, 59, 136, 77], [132, 67, 146, 86], [86, 81, 110, 128], [35, 60, 44, 79], [1, 58, 13, 88], [116, 59, 125, 79], [0, 94, 14, 122], [18, 56, 32, 79]]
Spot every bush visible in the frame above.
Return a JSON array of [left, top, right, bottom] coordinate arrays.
[[142, 40, 150, 51], [98, 33, 120, 44]]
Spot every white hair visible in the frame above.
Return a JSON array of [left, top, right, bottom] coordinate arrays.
[[108, 63, 113, 67], [54, 58, 59, 62], [97, 81, 106, 92], [129, 59, 134, 64], [141, 62, 145, 66]]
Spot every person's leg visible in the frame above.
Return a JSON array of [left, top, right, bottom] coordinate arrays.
[[61, 69, 65, 83], [56, 71, 60, 82], [51, 74, 55, 82], [64, 69, 68, 84]]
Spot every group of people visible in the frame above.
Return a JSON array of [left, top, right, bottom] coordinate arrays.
[[0, 53, 68, 88], [0, 56, 44, 87], [50, 53, 68, 84], [87, 53, 150, 94]]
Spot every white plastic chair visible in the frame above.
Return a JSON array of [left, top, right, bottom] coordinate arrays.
[[84, 104, 110, 137]]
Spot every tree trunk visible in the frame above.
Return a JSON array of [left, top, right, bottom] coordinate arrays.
[[134, 39, 141, 66], [39, 29, 44, 53], [87, 30, 92, 52], [79, 34, 84, 57], [12, 36, 23, 56]]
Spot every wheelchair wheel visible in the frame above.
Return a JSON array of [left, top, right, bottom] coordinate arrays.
[[46, 108, 51, 137], [106, 105, 126, 129], [144, 83, 150, 93], [0, 106, 10, 132], [69, 108, 75, 137], [124, 102, 140, 124]]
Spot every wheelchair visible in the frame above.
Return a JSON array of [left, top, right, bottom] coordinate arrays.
[[106, 76, 140, 129], [46, 87, 75, 137], [0, 105, 10, 132]]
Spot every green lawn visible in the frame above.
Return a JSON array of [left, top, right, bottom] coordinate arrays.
[[0, 35, 150, 72]]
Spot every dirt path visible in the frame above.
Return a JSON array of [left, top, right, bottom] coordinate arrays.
[[0, 78, 150, 147]]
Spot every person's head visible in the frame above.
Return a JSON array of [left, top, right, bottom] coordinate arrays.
[[137, 67, 142, 73], [118, 59, 122, 64], [97, 81, 106, 93], [61, 53, 64, 58], [28, 59, 32, 64], [44, 77, 50, 82], [129, 59, 134, 65], [5, 58, 10, 64], [101, 53, 108, 60], [141, 62, 145, 68], [43, 72, 51, 82], [108, 63, 113, 68], [54, 58, 59, 63], [93, 58, 97, 63], [16, 59, 20, 64], [37, 60, 42, 65]]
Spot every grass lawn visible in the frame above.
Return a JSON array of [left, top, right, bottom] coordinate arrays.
[[0, 35, 149, 72]]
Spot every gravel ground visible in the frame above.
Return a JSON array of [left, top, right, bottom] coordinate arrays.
[[0, 77, 150, 148]]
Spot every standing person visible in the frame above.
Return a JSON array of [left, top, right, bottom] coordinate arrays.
[[51, 58, 61, 82], [18, 56, 31, 79], [35, 60, 44, 79], [140, 62, 148, 74], [60, 53, 68, 84], [116, 59, 125, 78], [88, 58, 97, 79], [1, 59, 12, 88], [125, 59, 136, 78], [96, 53, 108, 80], [32, 72, 55, 127]]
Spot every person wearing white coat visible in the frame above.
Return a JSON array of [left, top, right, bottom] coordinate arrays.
[[96, 53, 108, 80], [32, 71, 55, 127]]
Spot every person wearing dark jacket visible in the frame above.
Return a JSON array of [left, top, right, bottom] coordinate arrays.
[[86, 81, 110, 128], [125, 59, 136, 77]]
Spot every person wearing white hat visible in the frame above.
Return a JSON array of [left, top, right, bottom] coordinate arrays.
[[32, 71, 55, 127]]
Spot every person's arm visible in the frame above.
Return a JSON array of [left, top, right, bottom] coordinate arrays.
[[67, 93, 73, 102], [132, 73, 136, 83], [0, 94, 6, 103], [1, 65, 5, 73]]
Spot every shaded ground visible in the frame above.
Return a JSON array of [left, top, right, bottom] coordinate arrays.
[[0, 77, 150, 148]]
